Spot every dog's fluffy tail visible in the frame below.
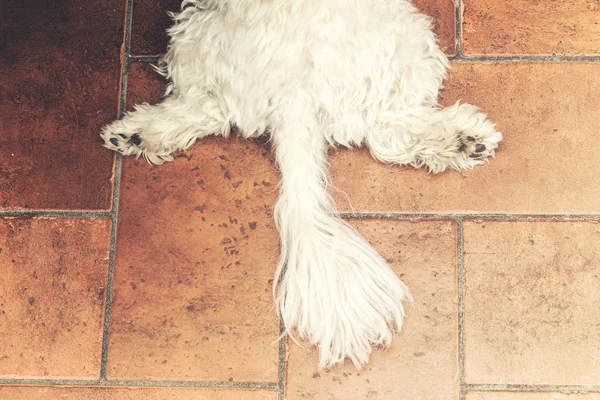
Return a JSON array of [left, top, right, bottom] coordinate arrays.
[[272, 99, 412, 370]]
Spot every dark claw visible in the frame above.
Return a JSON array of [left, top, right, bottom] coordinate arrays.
[[109, 137, 119, 146], [475, 144, 486, 153], [119, 134, 128, 139], [131, 133, 142, 146], [466, 136, 476, 142]]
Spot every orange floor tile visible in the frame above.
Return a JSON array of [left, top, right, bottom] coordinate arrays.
[[1, 0, 599, 399]]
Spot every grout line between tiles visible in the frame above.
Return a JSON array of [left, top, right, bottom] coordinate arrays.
[[277, 320, 287, 400], [5, 212, 600, 222], [0, 210, 111, 218], [338, 213, 600, 221], [1, 379, 599, 393], [4, 212, 600, 222], [129, 55, 161, 63], [449, 54, 600, 63], [0, 379, 277, 390], [455, 0, 463, 57], [464, 383, 600, 393], [456, 218, 466, 400], [99, 0, 133, 381], [99, 154, 123, 381]]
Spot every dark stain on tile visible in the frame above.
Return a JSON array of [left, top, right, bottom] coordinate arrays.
[[130, 0, 182, 55], [0, 0, 124, 210]]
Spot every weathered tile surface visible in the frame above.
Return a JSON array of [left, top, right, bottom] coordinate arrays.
[[464, 221, 600, 385], [0, 386, 277, 400], [107, 138, 281, 381], [463, 0, 600, 55], [0, 219, 111, 378]]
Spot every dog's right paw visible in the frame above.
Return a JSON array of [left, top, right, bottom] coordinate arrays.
[[457, 127, 502, 162], [454, 104, 502, 162]]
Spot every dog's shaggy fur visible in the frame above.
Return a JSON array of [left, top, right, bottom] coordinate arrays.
[[102, 0, 501, 370]]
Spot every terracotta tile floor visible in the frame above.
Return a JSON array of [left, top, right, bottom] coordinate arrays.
[[1, 0, 599, 399]]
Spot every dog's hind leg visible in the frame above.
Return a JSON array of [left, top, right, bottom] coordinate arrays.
[[100, 90, 229, 164], [271, 94, 412, 370], [367, 103, 502, 173]]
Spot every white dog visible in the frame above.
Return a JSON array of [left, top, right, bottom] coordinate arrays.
[[101, 0, 501, 370]]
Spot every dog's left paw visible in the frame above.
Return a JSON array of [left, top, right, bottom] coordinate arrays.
[[100, 130, 144, 155], [100, 118, 145, 156]]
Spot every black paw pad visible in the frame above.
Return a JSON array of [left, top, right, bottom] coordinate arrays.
[[475, 144, 486, 153], [131, 133, 142, 146], [109, 138, 119, 146]]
